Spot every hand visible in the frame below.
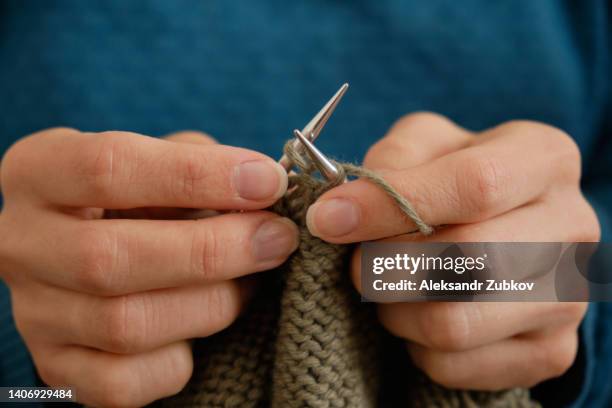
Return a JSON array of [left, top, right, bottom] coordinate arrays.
[[0, 128, 298, 406], [306, 113, 600, 390]]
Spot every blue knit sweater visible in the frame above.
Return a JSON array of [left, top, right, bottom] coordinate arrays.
[[0, 1, 611, 406]]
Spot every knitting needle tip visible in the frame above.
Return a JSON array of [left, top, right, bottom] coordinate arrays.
[[301, 83, 349, 144], [279, 83, 349, 170], [293, 129, 342, 182]]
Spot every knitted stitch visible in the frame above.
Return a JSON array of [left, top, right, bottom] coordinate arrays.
[[157, 143, 539, 408]]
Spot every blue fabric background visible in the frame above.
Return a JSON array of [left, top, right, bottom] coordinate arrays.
[[0, 1, 610, 406]]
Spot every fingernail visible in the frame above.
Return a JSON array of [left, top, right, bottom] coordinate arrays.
[[306, 198, 360, 237], [252, 218, 299, 262], [234, 160, 288, 201]]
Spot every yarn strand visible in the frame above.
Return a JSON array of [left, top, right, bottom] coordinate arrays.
[[282, 140, 433, 236]]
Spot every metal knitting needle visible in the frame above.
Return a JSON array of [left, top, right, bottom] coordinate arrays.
[[279, 83, 349, 171], [293, 129, 345, 183]]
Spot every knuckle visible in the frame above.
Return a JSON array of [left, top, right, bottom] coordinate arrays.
[[587, 225, 602, 243], [541, 332, 578, 379], [458, 155, 507, 218], [38, 126, 80, 136], [1, 128, 78, 194], [190, 225, 225, 281], [560, 195, 601, 242], [575, 201, 601, 242], [174, 151, 211, 202], [505, 121, 582, 182], [418, 352, 463, 389], [501, 120, 567, 140], [166, 130, 217, 144], [546, 128, 582, 183], [36, 360, 62, 387], [0, 135, 39, 189], [552, 128, 581, 159], [73, 226, 119, 294], [392, 112, 450, 132], [202, 284, 241, 333], [589, 217, 602, 242], [9, 293, 33, 337], [32, 349, 62, 387], [1, 139, 29, 184], [98, 295, 144, 354], [91, 365, 139, 407], [363, 142, 391, 167], [559, 302, 588, 322], [81, 134, 130, 201], [89, 344, 191, 407], [419, 303, 472, 351], [170, 347, 195, 391]]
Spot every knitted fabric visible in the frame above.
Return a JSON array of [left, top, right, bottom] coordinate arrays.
[[157, 143, 540, 407]]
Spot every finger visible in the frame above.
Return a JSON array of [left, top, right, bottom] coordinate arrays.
[[0, 130, 218, 202], [3, 128, 287, 209], [307, 124, 573, 243], [14, 211, 298, 295], [364, 112, 473, 170], [14, 279, 251, 354], [108, 130, 217, 218], [103, 131, 219, 219], [163, 130, 217, 145], [408, 326, 579, 390], [35, 341, 192, 407], [347, 193, 599, 293], [377, 301, 586, 352], [414, 189, 600, 243]]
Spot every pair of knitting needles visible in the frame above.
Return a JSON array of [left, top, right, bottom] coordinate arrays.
[[279, 83, 348, 181]]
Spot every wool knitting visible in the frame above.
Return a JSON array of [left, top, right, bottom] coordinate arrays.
[[156, 142, 539, 407]]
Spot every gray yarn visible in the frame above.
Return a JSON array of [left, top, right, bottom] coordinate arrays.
[[282, 140, 433, 236]]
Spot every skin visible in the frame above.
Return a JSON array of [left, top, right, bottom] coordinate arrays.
[[0, 113, 600, 405], [0, 129, 299, 407], [306, 112, 600, 391]]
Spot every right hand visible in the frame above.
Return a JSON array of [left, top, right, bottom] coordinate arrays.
[[0, 128, 298, 407]]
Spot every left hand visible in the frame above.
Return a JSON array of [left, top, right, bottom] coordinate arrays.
[[305, 112, 600, 390]]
